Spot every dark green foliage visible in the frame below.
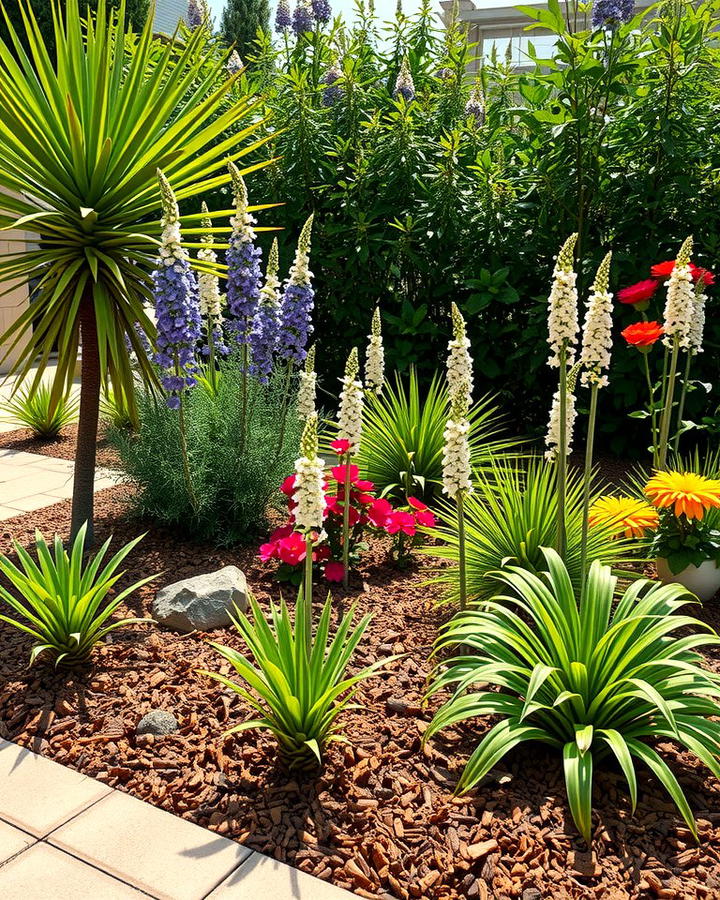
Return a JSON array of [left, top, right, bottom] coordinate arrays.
[[109, 366, 302, 544], [0, 0, 150, 59], [241, 0, 720, 454], [220, 0, 269, 59]]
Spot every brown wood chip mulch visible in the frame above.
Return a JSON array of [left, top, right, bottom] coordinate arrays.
[[1, 485, 720, 900]]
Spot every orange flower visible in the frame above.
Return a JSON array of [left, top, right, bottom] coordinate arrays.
[[588, 496, 659, 538], [621, 321, 664, 348], [645, 471, 720, 521]]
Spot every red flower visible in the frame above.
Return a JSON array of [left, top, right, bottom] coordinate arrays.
[[386, 510, 417, 536], [259, 541, 279, 562], [355, 479, 375, 491], [367, 498, 392, 528], [621, 321, 664, 348], [280, 475, 296, 497], [331, 439, 351, 455], [324, 561, 345, 582], [694, 267, 715, 287], [331, 463, 359, 484], [314, 545, 331, 563], [354, 491, 375, 506], [407, 496, 428, 511], [617, 279, 659, 305], [276, 532, 307, 566], [415, 509, 436, 528]]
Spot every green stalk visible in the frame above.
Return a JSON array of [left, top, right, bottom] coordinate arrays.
[[556, 346, 568, 558], [658, 336, 679, 470], [672, 351, 692, 455], [457, 490, 467, 611], [342, 452, 352, 589], [579, 383, 598, 602], [207, 322, 217, 394], [303, 533, 313, 656], [276, 359, 294, 455], [642, 351, 659, 468], [177, 393, 198, 514]]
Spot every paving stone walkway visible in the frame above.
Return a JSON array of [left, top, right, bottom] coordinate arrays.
[[0, 449, 118, 520], [0, 739, 354, 899]]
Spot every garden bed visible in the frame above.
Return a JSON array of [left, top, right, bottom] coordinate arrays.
[[1, 485, 719, 899]]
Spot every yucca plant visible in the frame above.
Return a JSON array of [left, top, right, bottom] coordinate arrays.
[[201, 589, 396, 771], [425, 549, 720, 843], [0, 0, 270, 542], [428, 456, 639, 605], [346, 368, 519, 502], [1, 382, 78, 438], [0, 523, 154, 666], [99, 386, 135, 431]]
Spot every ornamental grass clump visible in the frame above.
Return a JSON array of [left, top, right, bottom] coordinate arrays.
[[428, 456, 637, 606], [0, 524, 153, 667], [1, 383, 78, 439], [351, 368, 514, 503], [425, 549, 720, 843]]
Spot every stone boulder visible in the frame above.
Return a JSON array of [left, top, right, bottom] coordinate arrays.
[[136, 709, 178, 737], [152, 565, 248, 633]]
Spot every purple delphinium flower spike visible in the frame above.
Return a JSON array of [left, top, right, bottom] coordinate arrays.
[[152, 171, 203, 409], [187, 0, 209, 29], [591, 0, 634, 30], [292, 1, 314, 34], [279, 214, 315, 365], [249, 239, 281, 383], [275, 0, 292, 32], [311, 0, 331, 24], [225, 162, 263, 348], [226, 50, 243, 76], [322, 63, 343, 107], [393, 56, 415, 102], [465, 83, 485, 127]]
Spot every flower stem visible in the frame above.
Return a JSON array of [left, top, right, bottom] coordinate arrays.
[[642, 352, 659, 468], [207, 324, 217, 394], [457, 490, 467, 611], [239, 343, 248, 453], [178, 393, 198, 514], [303, 533, 313, 656], [342, 452, 352, 589], [580, 384, 598, 602], [556, 346, 568, 558], [672, 351, 692, 455], [277, 359, 294, 455], [658, 337, 679, 470]]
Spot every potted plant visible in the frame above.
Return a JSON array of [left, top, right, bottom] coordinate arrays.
[[645, 471, 720, 601]]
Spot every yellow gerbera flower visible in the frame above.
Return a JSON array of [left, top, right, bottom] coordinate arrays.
[[645, 470, 720, 521], [588, 496, 659, 538]]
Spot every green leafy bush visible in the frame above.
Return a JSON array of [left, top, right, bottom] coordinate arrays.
[[0, 524, 152, 667], [100, 387, 135, 431], [109, 365, 301, 543], [1, 383, 78, 439], [425, 549, 720, 842], [347, 368, 519, 502], [201, 588, 395, 771], [240, 1, 720, 451], [428, 456, 638, 604]]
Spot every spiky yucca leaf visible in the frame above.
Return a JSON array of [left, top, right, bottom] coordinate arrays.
[[201, 589, 397, 770], [425, 549, 720, 842], [0, 524, 154, 666], [428, 455, 639, 605], [1, 382, 78, 438], [340, 368, 520, 502]]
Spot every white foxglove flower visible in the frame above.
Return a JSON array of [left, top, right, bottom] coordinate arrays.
[[293, 413, 325, 533], [544, 389, 578, 462], [447, 302, 473, 408], [197, 202, 224, 326], [288, 213, 313, 287], [365, 307, 385, 395], [662, 236, 694, 350], [442, 387, 473, 500], [228, 161, 257, 244], [297, 344, 317, 419], [580, 251, 613, 388], [688, 280, 706, 355], [547, 234, 579, 367], [157, 170, 186, 266], [337, 347, 364, 452]]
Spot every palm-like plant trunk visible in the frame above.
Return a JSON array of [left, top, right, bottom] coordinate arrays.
[[71, 294, 100, 545]]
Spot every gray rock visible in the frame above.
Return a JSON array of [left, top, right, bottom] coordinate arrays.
[[152, 565, 247, 633], [136, 709, 178, 736]]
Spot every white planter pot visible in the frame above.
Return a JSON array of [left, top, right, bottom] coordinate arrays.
[[656, 557, 720, 602]]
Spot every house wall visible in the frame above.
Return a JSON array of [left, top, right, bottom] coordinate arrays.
[[0, 226, 31, 376], [154, 0, 187, 35]]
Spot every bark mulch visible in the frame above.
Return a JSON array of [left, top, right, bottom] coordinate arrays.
[[1, 486, 720, 900], [0, 423, 120, 469]]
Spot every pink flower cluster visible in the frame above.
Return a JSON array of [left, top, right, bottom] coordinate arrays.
[[259, 462, 435, 582]]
